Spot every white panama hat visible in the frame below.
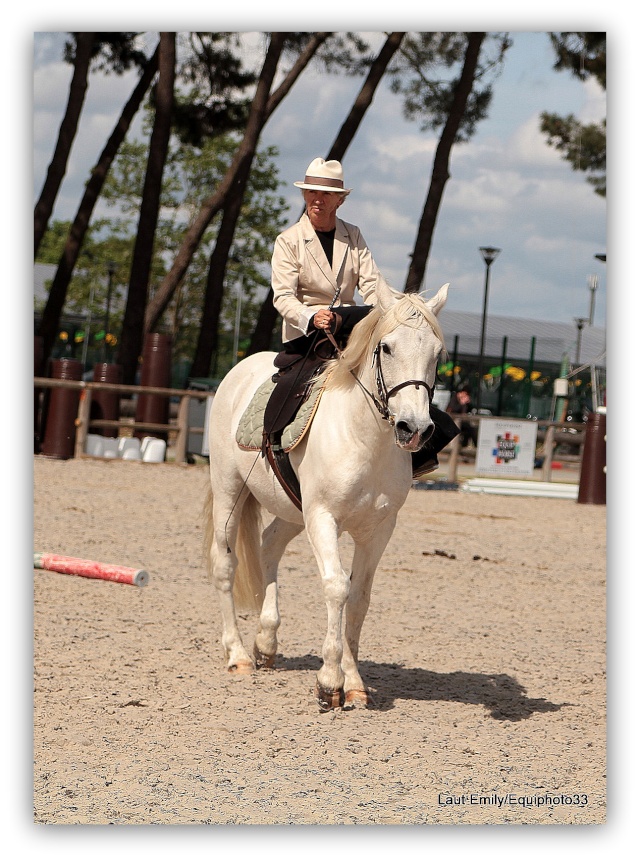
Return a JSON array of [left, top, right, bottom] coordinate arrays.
[[293, 157, 351, 195]]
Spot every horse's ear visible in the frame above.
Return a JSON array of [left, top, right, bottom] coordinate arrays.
[[426, 283, 449, 317], [376, 276, 402, 311]]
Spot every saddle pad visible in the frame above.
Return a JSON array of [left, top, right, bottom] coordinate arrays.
[[236, 373, 326, 453]]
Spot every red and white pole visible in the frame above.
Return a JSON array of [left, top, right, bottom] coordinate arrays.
[[34, 553, 149, 587]]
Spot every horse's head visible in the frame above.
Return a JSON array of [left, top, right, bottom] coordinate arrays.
[[373, 280, 449, 451], [323, 280, 449, 451]]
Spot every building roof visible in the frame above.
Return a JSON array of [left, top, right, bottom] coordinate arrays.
[[438, 308, 606, 368]]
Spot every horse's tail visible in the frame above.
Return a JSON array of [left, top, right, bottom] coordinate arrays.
[[203, 482, 216, 584], [234, 493, 265, 612], [203, 482, 264, 612]]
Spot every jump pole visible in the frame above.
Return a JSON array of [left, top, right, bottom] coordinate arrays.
[[34, 552, 149, 587]]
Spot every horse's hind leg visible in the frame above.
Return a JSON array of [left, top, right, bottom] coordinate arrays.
[[208, 488, 255, 674], [253, 517, 303, 668]]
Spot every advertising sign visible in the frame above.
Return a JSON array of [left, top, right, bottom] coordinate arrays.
[[475, 418, 538, 478]]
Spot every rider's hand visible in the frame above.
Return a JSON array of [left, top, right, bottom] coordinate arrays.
[[312, 310, 335, 331]]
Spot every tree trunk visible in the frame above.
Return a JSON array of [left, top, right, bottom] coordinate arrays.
[[247, 291, 280, 355], [328, 32, 405, 161], [143, 32, 327, 334], [37, 47, 160, 365], [188, 32, 333, 375], [118, 33, 176, 385], [404, 33, 485, 293], [143, 33, 286, 333], [34, 33, 96, 256], [247, 31, 406, 355], [189, 157, 252, 377]]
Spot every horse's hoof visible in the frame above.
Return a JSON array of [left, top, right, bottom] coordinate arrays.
[[344, 689, 369, 708], [253, 645, 275, 669], [228, 660, 254, 675], [315, 682, 344, 712]]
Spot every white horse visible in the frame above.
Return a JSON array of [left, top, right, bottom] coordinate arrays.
[[204, 280, 449, 710]]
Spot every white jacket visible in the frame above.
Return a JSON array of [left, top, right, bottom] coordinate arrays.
[[271, 213, 383, 342]]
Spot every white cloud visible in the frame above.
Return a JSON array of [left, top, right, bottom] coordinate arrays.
[[580, 77, 606, 124], [509, 114, 569, 167], [369, 133, 437, 163], [33, 62, 72, 109]]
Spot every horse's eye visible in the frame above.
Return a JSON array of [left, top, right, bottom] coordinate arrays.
[[380, 342, 391, 355]]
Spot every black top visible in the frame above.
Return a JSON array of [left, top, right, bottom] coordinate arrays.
[[315, 228, 335, 267]]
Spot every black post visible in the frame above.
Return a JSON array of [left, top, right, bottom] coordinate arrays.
[[104, 261, 116, 361], [575, 318, 587, 365], [497, 335, 508, 417], [476, 247, 501, 410], [523, 336, 536, 418], [450, 335, 459, 393]]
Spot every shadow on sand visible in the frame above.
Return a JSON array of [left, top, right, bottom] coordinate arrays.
[[277, 654, 565, 721]]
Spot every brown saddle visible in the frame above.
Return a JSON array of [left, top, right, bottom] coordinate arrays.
[[261, 349, 329, 511]]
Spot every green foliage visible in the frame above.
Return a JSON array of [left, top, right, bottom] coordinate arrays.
[[386, 32, 511, 141], [540, 112, 606, 197], [63, 32, 151, 73], [170, 33, 256, 146], [549, 32, 606, 89], [543, 33, 606, 197], [39, 131, 288, 367], [36, 219, 134, 323]]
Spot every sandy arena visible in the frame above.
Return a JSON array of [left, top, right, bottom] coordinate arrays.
[[33, 455, 606, 826]]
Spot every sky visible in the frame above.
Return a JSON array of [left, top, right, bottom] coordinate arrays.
[[32, 28, 607, 333]]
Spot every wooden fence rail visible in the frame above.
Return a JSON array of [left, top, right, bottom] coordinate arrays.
[[34, 378, 585, 480], [34, 377, 213, 464]]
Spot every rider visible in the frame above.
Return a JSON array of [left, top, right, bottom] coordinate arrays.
[[268, 157, 459, 477]]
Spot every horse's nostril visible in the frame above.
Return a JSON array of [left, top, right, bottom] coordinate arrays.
[[395, 420, 413, 439]]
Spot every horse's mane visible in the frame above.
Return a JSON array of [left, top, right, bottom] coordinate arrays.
[[321, 292, 446, 391]]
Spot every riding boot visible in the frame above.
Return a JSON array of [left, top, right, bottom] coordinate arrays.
[[411, 406, 461, 478]]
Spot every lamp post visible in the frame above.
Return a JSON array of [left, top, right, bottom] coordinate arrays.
[[104, 261, 116, 360], [232, 272, 243, 366], [574, 317, 588, 365], [591, 253, 606, 326], [476, 246, 501, 410], [587, 275, 598, 326]]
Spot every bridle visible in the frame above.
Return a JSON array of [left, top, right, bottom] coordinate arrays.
[[371, 342, 435, 425], [364, 342, 434, 426], [325, 327, 434, 426]]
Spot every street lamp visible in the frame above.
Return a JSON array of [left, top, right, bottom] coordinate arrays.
[[574, 317, 588, 365], [589, 253, 606, 326], [587, 275, 598, 326], [104, 261, 116, 361], [476, 246, 501, 410], [232, 272, 243, 366]]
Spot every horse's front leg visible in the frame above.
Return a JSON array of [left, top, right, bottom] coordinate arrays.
[[305, 509, 350, 710], [342, 516, 398, 708]]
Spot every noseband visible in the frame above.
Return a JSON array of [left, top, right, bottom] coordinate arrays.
[[350, 342, 434, 426]]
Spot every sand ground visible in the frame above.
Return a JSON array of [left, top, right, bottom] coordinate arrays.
[[33, 456, 606, 826]]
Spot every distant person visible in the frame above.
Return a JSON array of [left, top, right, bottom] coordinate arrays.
[[447, 385, 477, 447]]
